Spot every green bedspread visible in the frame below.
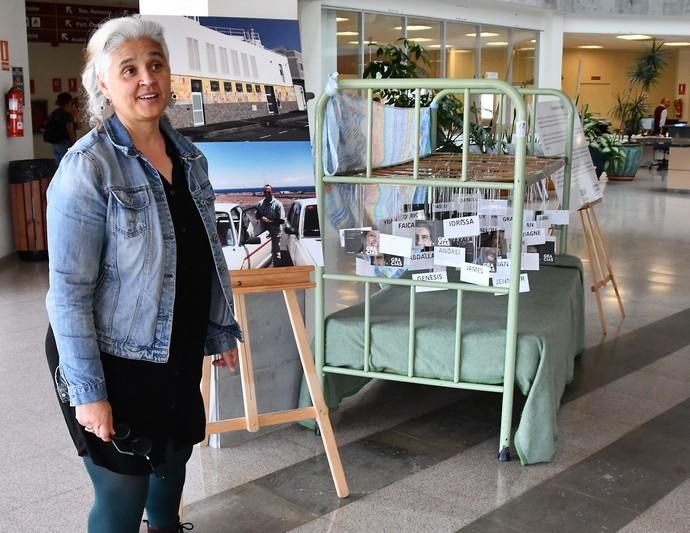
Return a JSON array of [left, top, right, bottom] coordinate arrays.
[[301, 255, 585, 465]]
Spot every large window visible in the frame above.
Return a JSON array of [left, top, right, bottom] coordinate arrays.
[[327, 9, 540, 88], [406, 18, 441, 77], [446, 22, 478, 79], [335, 11, 360, 78]]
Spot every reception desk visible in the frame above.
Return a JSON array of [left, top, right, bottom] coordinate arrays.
[[668, 144, 690, 191]]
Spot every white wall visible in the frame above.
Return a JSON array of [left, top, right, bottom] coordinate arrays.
[[28, 42, 86, 160], [0, 0, 34, 258]]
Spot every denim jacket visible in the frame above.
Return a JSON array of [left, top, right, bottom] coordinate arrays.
[[46, 114, 242, 406]]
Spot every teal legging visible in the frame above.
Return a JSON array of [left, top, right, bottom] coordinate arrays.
[[83, 445, 192, 533]]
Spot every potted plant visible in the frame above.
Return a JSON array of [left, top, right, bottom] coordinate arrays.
[[607, 40, 668, 179], [581, 104, 625, 177], [363, 39, 499, 154]]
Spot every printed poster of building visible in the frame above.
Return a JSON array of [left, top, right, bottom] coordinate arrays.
[[143, 14, 318, 269]]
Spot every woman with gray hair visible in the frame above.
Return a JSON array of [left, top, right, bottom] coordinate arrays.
[[45, 15, 241, 533]]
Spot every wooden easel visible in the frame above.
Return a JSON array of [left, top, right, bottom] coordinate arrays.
[[199, 266, 349, 498], [578, 200, 625, 335]]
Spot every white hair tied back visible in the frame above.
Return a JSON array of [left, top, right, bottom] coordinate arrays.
[[81, 15, 170, 128]]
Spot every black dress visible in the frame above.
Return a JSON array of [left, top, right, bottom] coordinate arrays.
[[46, 136, 215, 475]]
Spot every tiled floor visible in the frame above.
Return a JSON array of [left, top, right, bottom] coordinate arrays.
[[1, 168, 689, 532]]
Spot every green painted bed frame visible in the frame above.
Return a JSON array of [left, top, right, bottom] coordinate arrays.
[[312, 78, 576, 461]]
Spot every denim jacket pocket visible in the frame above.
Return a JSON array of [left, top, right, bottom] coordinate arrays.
[[54, 365, 70, 404], [110, 187, 150, 238]]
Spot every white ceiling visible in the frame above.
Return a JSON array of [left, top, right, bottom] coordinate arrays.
[[563, 33, 690, 50]]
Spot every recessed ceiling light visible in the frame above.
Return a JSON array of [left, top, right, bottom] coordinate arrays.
[[428, 44, 453, 48], [407, 37, 433, 43], [466, 32, 500, 37], [616, 34, 652, 40], [578, 45, 603, 49], [487, 41, 508, 46], [336, 17, 349, 22], [394, 25, 432, 31], [664, 42, 690, 46], [454, 49, 471, 53], [336, 31, 358, 36], [348, 41, 378, 45], [530, 39, 536, 43], [517, 47, 535, 51]]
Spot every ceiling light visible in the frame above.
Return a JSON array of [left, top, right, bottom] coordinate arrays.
[[394, 25, 432, 31], [578, 45, 603, 49], [336, 17, 349, 22], [348, 41, 378, 45], [664, 42, 690, 46], [336, 31, 358, 36], [454, 49, 471, 53], [487, 41, 508, 46], [407, 37, 433, 43], [429, 44, 452, 48], [530, 39, 536, 43], [616, 34, 652, 40], [466, 32, 499, 37], [517, 47, 535, 51]]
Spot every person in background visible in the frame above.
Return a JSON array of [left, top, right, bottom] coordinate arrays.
[[43, 92, 77, 164], [653, 97, 671, 135], [45, 16, 241, 533], [256, 184, 285, 266]]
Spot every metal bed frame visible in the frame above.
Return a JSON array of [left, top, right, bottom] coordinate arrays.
[[312, 78, 576, 461]]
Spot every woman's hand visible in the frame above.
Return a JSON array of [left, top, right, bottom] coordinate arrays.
[[75, 400, 114, 442], [212, 347, 238, 373]]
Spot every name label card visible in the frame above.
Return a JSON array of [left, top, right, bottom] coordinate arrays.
[[433, 246, 465, 267], [522, 228, 546, 245], [398, 210, 426, 221], [443, 215, 480, 238], [393, 220, 416, 239], [493, 272, 530, 293], [460, 263, 491, 286], [408, 250, 435, 270], [432, 201, 455, 214], [478, 198, 508, 215], [540, 210, 570, 225], [454, 193, 480, 213], [412, 271, 448, 292]]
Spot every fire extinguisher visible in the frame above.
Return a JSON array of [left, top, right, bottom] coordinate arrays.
[[674, 98, 683, 120], [6, 85, 24, 137]]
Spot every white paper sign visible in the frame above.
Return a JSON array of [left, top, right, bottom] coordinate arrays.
[[522, 228, 546, 245], [535, 100, 603, 208], [460, 263, 491, 286], [398, 210, 426, 221], [496, 258, 510, 273], [443, 216, 480, 238], [432, 201, 456, 214], [478, 198, 508, 215], [521, 252, 540, 271], [379, 233, 413, 257], [542, 210, 570, 225], [433, 246, 466, 267], [412, 271, 448, 292], [393, 220, 416, 239], [454, 193, 480, 213], [493, 272, 530, 293], [408, 250, 435, 270]]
